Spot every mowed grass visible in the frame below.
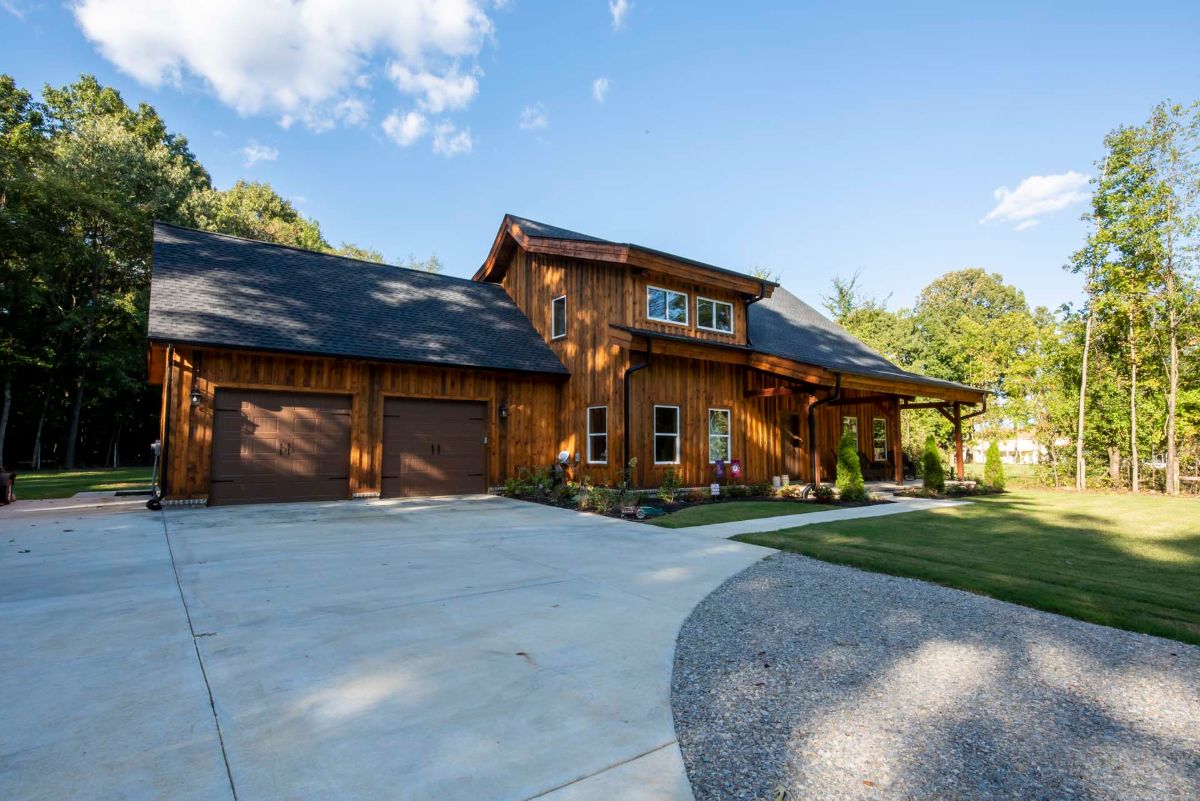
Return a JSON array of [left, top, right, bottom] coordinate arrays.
[[649, 500, 837, 529], [12, 466, 154, 500], [736, 490, 1200, 645]]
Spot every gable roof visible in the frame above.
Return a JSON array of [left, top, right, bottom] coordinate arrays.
[[147, 223, 568, 376], [749, 288, 983, 398], [476, 214, 776, 297]]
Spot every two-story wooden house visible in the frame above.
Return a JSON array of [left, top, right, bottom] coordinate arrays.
[[148, 215, 984, 505]]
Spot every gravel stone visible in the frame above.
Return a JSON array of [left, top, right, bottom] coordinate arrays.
[[671, 552, 1200, 801]]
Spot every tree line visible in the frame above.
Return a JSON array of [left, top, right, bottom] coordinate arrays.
[[825, 102, 1199, 494], [0, 74, 440, 471]]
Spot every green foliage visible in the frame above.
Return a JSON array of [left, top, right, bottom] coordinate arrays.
[[984, 441, 1006, 489], [835, 430, 868, 502], [657, 467, 682, 503], [921, 435, 946, 493], [812, 483, 836, 502], [586, 487, 619, 514], [746, 481, 775, 497]]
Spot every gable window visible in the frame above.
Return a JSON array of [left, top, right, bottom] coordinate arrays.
[[587, 406, 608, 464], [842, 416, 858, 441], [653, 405, 680, 464], [696, 297, 734, 334], [551, 295, 567, 340], [647, 286, 688, 326], [708, 408, 731, 463], [872, 417, 888, 462]]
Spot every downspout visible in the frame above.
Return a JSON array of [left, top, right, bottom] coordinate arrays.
[[146, 343, 174, 511], [622, 338, 652, 488], [806, 373, 841, 496]]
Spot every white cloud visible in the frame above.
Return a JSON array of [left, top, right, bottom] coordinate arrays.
[[432, 121, 472, 157], [592, 77, 610, 103], [387, 62, 479, 113], [608, 0, 631, 30], [519, 103, 547, 131], [981, 171, 1090, 229], [72, 0, 493, 130], [240, 140, 279, 166], [2, 0, 31, 19], [381, 109, 429, 147]]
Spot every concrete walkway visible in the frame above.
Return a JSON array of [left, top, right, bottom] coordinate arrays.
[[1, 495, 773, 801], [678, 497, 968, 539]]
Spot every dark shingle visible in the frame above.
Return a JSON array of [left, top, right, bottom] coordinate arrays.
[[749, 288, 981, 396], [148, 223, 568, 375]]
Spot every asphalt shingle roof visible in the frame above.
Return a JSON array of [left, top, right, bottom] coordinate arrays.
[[148, 223, 569, 375], [748, 288, 982, 396]]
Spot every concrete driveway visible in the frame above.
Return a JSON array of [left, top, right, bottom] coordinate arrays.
[[0, 496, 771, 801]]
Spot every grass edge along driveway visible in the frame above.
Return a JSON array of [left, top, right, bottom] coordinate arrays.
[[649, 500, 837, 529], [11, 466, 154, 500], [735, 490, 1200, 646]]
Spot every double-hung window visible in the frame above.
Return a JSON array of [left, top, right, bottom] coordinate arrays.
[[587, 406, 608, 464], [696, 297, 734, 334], [653, 405, 680, 464], [843, 416, 858, 440], [872, 417, 888, 462], [708, 408, 731, 463], [647, 286, 688, 326], [551, 295, 567, 339]]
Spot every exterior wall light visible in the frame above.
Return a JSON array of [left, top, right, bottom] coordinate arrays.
[[499, 403, 508, 419], [190, 388, 203, 406]]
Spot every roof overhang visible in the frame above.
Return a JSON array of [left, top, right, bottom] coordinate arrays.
[[476, 215, 774, 298]]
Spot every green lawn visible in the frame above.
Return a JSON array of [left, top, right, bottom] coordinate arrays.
[[649, 500, 837, 529], [13, 466, 154, 500], [735, 490, 1200, 645]]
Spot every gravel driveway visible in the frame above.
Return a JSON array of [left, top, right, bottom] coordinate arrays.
[[671, 553, 1200, 801]]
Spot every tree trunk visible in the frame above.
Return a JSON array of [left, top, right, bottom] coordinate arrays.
[[1107, 446, 1121, 484], [1075, 307, 1094, 492], [1049, 440, 1060, 489], [31, 397, 47, 470], [1165, 269, 1179, 495], [64, 375, 84, 470], [0, 374, 11, 467], [109, 420, 122, 469], [1129, 311, 1139, 494]]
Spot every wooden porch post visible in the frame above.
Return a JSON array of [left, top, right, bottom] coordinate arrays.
[[953, 401, 964, 480], [893, 400, 903, 483]]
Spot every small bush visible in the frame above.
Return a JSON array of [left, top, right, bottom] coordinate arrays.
[[746, 481, 775, 497], [501, 476, 529, 497], [587, 487, 619, 514], [835, 430, 868, 502], [724, 484, 749, 498], [921, 435, 946, 494], [778, 484, 804, 499], [658, 467, 682, 504], [812, 483, 836, 502], [984, 441, 1006, 490]]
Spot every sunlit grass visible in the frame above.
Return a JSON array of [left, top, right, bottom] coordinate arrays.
[[12, 467, 154, 500], [649, 500, 837, 529], [736, 490, 1200, 644]]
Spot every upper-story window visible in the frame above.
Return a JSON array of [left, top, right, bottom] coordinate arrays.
[[647, 286, 688, 326], [551, 295, 566, 339], [696, 297, 734, 333]]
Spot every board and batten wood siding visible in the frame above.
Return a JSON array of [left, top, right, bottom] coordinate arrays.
[[628, 272, 748, 345], [159, 345, 561, 499]]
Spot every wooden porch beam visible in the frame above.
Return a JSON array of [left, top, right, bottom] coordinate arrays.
[[899, 401, 952, 411], [825, 394, 912, 407], [743, 383, 821, 399]]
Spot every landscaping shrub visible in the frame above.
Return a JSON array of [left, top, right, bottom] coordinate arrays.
[[921, 435, 946, 493], [747, 481, 775, 497], [984, 441, 1006, 490], [778, 484, 804, 499], [724, 484, 749, 498], [657, 467, 682, 503], [836, 430, 869, 502], [812, 483, 836, 502], [587, 487, 619, 514]]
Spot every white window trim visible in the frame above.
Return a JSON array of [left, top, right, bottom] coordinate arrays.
[[872, 416, 888, 462], [843, 415, 859, 440], [707, 407, 732, 464], [587, 405, 608, 464], [696, 296, 735, 334], [653, 404, 681, 465], [646, 285, 689, 327], [551, 295, 567, 340]]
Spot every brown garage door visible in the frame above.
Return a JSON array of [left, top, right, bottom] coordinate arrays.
[[210, 390, 352, 506], [382, 399, 487, 498]]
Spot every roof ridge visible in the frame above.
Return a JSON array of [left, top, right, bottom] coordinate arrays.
[[153, 220, 492, 289]]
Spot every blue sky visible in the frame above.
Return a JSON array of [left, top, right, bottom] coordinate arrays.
[[3, 1, 1198, 312]]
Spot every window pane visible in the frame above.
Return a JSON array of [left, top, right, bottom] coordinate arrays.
[[697, 299, 714, 329], [715, 302, 732, 332], [872, 418, 887, 462], [667, 291, 687, 323], [843, 416, 858, 438], [552, 297, 566, 337], [708, 409, 729, 435], [647, 288, 666, 320], [654, 406, 678, 434], [709, 435, 729, 462], [588, 407, 607, 434], [655, 435, 677, 463], [590, 434, 608, 463]]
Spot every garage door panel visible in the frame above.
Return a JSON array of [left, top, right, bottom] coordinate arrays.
[[210, 390, 352, 506], [382, 399, 486, 498]]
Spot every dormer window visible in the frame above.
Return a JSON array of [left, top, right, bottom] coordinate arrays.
[[696, 296, 733, 333], [551, 295, 566, 339], [647, 286, 688, 326]]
